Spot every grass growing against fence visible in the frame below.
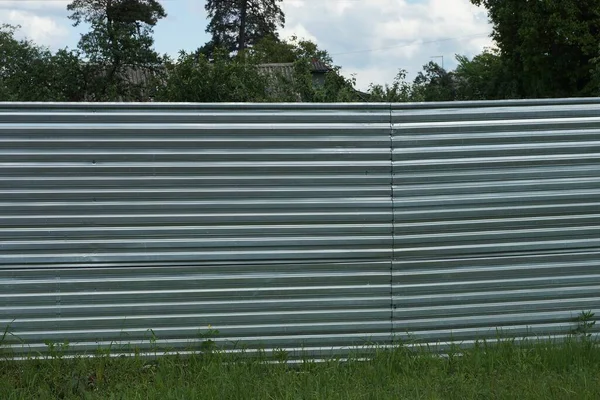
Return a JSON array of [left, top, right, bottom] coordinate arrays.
[[1, 336, 600, 400]]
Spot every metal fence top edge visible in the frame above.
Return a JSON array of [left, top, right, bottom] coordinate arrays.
[[1, 98, 600, 111], [390, 97, 600, 109], [0, 102, 390, 111]]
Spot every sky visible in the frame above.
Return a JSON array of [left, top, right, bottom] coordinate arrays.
[[0, 0, 495, 90]]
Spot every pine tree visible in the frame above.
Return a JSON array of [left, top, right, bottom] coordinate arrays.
[[67, 0, 166, 100], [204, 0, 285, 55]]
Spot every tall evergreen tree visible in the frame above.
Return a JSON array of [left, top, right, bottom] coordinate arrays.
[[67, 0, 166, 100], [204, 0, 285, 55]]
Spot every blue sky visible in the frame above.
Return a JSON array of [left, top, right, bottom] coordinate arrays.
[[1, 0, 493, 90]]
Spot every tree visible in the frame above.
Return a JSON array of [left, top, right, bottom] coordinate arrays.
[[367, 70, 415, 102], [0, 24, 84, 101], [313, 69, 362, 102], [67, 0, 166, 100], [156, 36, 363, 103], [453, 50, 517, 100], [412, 61, 457, 102], [204, 0, 285, 55], [155, 49, 270, 102], [250, 35, 333, 64], [0, 24, 48, 101], [591, 46, 600, 95], [471, 0, 600, 98], [251, 36, 362, 102]]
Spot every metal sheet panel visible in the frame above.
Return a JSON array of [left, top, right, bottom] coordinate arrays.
[[0, 103, 393, 357], [3, 99, 600, 358], [392, 100, 600, 346]]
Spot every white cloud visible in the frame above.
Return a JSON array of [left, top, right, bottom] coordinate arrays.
[[280, 23, 319, 44], [0, 0, 70, 12], [280, 0, 494, 90], [4, 10, 69, 46], [325, 0, 355, 16], [0, 0, 72, 47]]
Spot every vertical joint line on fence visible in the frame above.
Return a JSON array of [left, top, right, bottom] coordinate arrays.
[[388, 103, 394, 346]]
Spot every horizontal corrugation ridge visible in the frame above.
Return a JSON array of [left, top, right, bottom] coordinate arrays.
[[2, 100, 600, 357], [392, 102, 600, 345], [0, 104, 392, 356]]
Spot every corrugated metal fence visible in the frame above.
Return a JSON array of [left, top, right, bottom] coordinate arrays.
[[1, 100, 599, 357]]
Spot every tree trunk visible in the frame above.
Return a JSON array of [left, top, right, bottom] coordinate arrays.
[[238, 0, 247, 54], [105, 0, 122, 99]]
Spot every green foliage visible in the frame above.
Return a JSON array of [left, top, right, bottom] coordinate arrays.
[[198, 325, 220, 353], [368, 70, 415, 102], [367, 58, 510, 104], [50, 49, 89, 101], [250, 36, 299, 63], [453, 49, 518, 100], [0, 25, 84, 101], [471, 0, 600, 98], [278, 60, 360, 103], [590, 46, 600, 94], [5, 0, 599, 103], [67, 0, 167, 100], [156, 37, 362, 103], [0, 8, 517, 104], [248, 36, 361, 102], [155, 49, 270, 102], [412, 61, 456, 102], [315, 70, 362, 102], [571, 311, 597, 338], [251, 35, 333, 64], [375, 50, 519, 103], [205, 0, 285, 54]]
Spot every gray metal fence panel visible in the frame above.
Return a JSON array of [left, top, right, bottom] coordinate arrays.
[[392, 100, 600, 347], [0, 103, 393, 357], [2, 99, 600, 358]]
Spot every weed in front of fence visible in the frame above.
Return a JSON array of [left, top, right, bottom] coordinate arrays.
[[0, 312, 599, 399]]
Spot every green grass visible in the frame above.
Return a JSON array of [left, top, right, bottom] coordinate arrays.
[[1, 337, 600, 399]]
